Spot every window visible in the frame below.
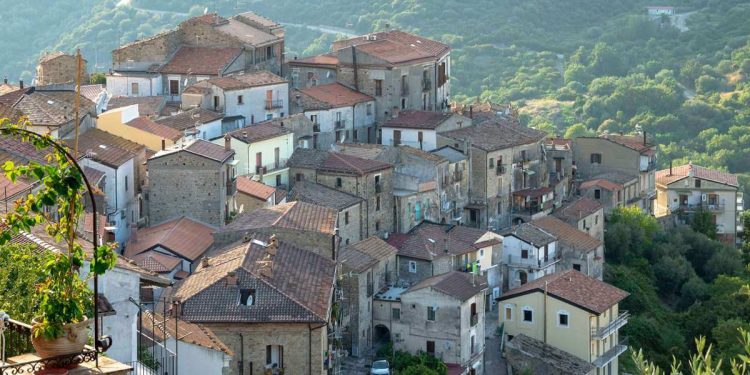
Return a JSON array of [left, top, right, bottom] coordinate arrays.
[[521, 249, 528, 259], [488, 158, 494, 169], [590, 153, 602, 164], [479, 249, 484, 257], [504, 305, 513, 321], [266, 46, 273, 59], [235, 95, 243, 105], [376, 196, 381, 211], [401, 98, 407, 110], [408, 261, 417, 273], [336, 177, 342, 188], [374, 80, 383, 96], [522, 307, 533, 323], [266, 113, 273, 120], [311, 114, 318, 124], [375, 221, 380, 231], [595, 215, 599, 225], [401, 75, 408, 96], [393, 130, 402, 146], [573, 264, 581, 271], [265, 345, 283, 369], [124, 175, 128, 192], [367, 103, 373, 115], [131, 82, 139, 95], [695, 179, 701, 188], [392, 308, 400, 320], [353, 129, 358, 141], [427, 306, 436, 321], [296, 173, 303, 182], [275, 175, 281, 187], [426, 341, 435, 356], [558, 311, 569, 327], [169, 80, 179, 95], [239, 289, 255, 306], [594, 189, 601, 200]]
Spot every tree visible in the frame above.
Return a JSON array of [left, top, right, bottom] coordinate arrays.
[[631, 331, 750, 374], [740, 211, 750, 261], [691, 206, 718, 240], [89, 72, 106, 84], [401, 364, 440, 375]]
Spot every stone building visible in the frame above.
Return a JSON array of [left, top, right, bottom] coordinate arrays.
[[545, 138, 575, 207], [287, 53, 339, 89], [169, 234, 335, 375], [108, 12, 285, 98], [288, 148, 395, 238], [431, 145, 471, 225], [235, 175, 281, 214], [578, 172, 640, 215], [381, 110, 470, 151], [35, 51, 88, 86], [554, 197, 605, 243], [438, 118, 548, 230], [146, 139, 236, 227], [531, 216, 604, 280], [500, 223, 559, 290], [373, 271, 487, 374], [288, 180, 363, 246], [213, 200, 338, 260], [338, 237, 398, 357]]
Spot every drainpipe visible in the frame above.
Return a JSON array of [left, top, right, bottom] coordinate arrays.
[[238, 333, 244, 375], [351, 46, 359, 91]]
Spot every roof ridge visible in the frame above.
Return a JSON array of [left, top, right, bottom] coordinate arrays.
[[330, 152, 364, 175], [243, 266, 326, 321]]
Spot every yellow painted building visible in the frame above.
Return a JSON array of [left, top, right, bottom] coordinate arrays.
[[498, 270, 629, 375], [98, 105, 182, 151]]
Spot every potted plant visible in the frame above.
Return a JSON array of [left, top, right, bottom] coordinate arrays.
[[0, 121, 117, 358]]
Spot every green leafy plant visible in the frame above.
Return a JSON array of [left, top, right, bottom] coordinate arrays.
[[0, 118, 117, 340]]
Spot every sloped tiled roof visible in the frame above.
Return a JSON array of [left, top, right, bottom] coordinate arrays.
[[71, 128, 141, 168], [132, 250, 183, 273], [384, 110, 454, 130], [288, 181, 362, 211], [501, 223, 556, 247], [295, 83, 373, 110], [498, 270, 628, 314], [532, 216, 601, 253], [227, 121, 290, 143], [159, 47, 242, 75], [173, 234, 335, 323], [579, 179, 622, 192], [215, 17, 281, 47], [288, 149, 392, 176], [603, 134, 653, 153], [333, 30, 450, 65], [151, 139, 234, 163], [125, 216, 215, 262], [397, 145, 446, 164], [656, 163, 739, 188], [507, 334, 594, 375], [440, 119, 546, 152], [126, 116, 183, 141], [341, 237, 398, 273], [79, 84, 106, 103], [387, 221, 499, 261], [0, 173, 32, 200], [155, 108, 224, 131], [188, 71, 287, 92], [107, 96, 166, 117], [407, 271, 487, 301], [143, 312, 233, 355], [219, 201, 337, 235], [236, 176, 276, 200], [554, 197, 602, 223], [289, 53, 339, 67], [1, 89, 95, 127]]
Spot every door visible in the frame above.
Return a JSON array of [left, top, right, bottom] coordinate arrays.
[[266, 89, 273, 109], [555, 158, 562, 173], [169, 80, 179, 96], [393, 130, 401, 146], [426, 341, 435, 356], [679, 194, 688, 208], [213, 96, 220, 111], [519, 271, 528, 285], [256, 152, 262, 174], [274, 147, 280, 169]]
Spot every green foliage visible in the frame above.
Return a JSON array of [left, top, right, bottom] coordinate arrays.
[[89, 72, 106, 84], [376, 341, 447, 375], [400, 364, 439, 375], [0, 118, 117, 339], [691, 206, 718, 239]]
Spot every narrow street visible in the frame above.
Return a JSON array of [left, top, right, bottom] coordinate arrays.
[[484, 308, 508, 375]]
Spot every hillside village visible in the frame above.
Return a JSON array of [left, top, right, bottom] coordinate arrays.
[[0, 9, 746, 375]]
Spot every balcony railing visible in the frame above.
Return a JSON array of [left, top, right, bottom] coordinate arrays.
[[592, 337, 629, 368], [591, 311, 629, 340], [334, 119, 346, 130], [678, 202, 725, 213], [313, 123, 321, 133], [0, 318, 99, 373], [506, 254, 561, 270], [511, 200, 552, 216], [496, 165, 507, 176], [265, 99, 284, 110], [453, 170, 463, 182], [470, 314, 479, 327], [252, 159, 289, 176]]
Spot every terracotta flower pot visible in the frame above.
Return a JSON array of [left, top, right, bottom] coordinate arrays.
[[30, 317, 90, 359]]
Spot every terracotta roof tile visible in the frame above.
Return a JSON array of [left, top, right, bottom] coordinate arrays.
[[236, 176, 276, 200], [532, 216, 601, 253], [107, 96, 166, 117], [215, 18, 281, 47], [340, 237, 398, 273], [151, 139, 234, 163], [126, 116, 183, 141], [159, 47, 242, 75], [289, 53, 339, 67], [656, 163, 739, 187], [500, 223, 556, 247], [125, 217, 215, 262], [2, 89, 95, 127], [554, 197, 602, 223], [132, 250, 183, 273], [384, 110, 454, 130], [498, 270, 628, 314], [387, 221, 499, 260], [288, 149, 392, 176], [440, 119, 546, 152], [143, 312, 233, 355], [227, 121, 291, 143], [288, 181, 362, 211], [155, 108, 223, 131], [219, 201, 337, 235], [79, 84, 106, 103], [70, 128, 141, 168], [333, 30, 449, 65], [295, 83, 373, 110], [407, 271, 487, 301]]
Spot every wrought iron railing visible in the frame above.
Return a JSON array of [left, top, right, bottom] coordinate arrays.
[[591, 311, 629, 340], [265, 99, 284, 110], [592, 337, 629, 368]]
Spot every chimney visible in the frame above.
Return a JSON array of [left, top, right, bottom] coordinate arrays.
[[130, 224, 138, 243], [643, 131, 647, 146], [201, 257, 211, 268], [19, 80, 23, 89], [172, 299, 182, 317], [242, 131, 247, 140], [469, 105, 473, 119], [161, 139, 166, 151], [266, 234, 279, 256], [225, 271, 238, 286], [224, 134, 231, 151]]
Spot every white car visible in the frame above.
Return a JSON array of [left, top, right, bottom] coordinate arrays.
[[370, 359, 390, 375]]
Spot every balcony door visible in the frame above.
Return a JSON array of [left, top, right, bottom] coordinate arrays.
[[266, 345, 283, 369], [393, 130, 401, 146]]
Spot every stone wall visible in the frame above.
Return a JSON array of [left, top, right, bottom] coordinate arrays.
[[36, 54, 88, 85], [213, 226, 336, 261]]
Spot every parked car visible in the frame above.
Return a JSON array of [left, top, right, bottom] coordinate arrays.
[[370, 359, 390, 375]]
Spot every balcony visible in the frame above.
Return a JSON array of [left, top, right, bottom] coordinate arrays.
[[506, 254, 561, 270], [495, 165, 506, 176], [227, 176, 237, 196], [470, 314, 479, 327], [0, 318, 128, 374], [592, 337, 629, 368], [264, 99, 284, 110], [313, 123, 321, 133], [422, 79, 432, 91], [678, 202, 725, 213], [453, 170, 463, 182], [334, 119, 346, 130], [367, 282, 374, 297], [252, 159, 289, 176], [591, 311, 629, 340], [401, 84, 409, 97]]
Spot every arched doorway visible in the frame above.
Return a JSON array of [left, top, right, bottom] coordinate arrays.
[[374, 324, 391, 345], [519, 270, 528, 285]]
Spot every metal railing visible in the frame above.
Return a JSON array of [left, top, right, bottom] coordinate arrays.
[[453, 170, 463, 182], [265, 99, 284, 110], [496, 165, 507, 176], [592, 337, 629, 368], [422, 79, 432, 91], [334, 120, 346, 130], [251, 159, 289, 176], [470, 314, 479, 327], [678, 202, 725, 212], [591, 311, 629, 340], [506, 254, 560, 270]]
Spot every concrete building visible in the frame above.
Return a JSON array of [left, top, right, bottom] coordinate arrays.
[[98, 105, 183, 151], [532, 216, 604, 280], [288, 148, 395, 238], [438, 119, 548, 230], [574, 134, 657, 213], [35, 51, 88, 86], [381, 110, 470, 151], [109, 12, 284, 98], [169, 234, 335, 375], [545, 138, 575, 206], [501, 223, 558, 290], [331, 30, 451, 123], [554, 197, 605, 243], [182, 71, 289, 127], [578, 172, 640, 215], [431, 146, 471, 226], [146, 139, 237, 227], [287, 53, 339, 89], [155, 107, 225, 142], [655, 163, 743, 244], [373, 272, 486, 374], [291, 83, 376, 147], [498, 270, 629, 375], [288, 180, 364, 246], [339, 237, 398, 357], [213, 200, 338, 260], [216, 120, 293, 186]]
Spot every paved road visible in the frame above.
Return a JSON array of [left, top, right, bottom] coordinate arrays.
[[484, 308, 508, 375]]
